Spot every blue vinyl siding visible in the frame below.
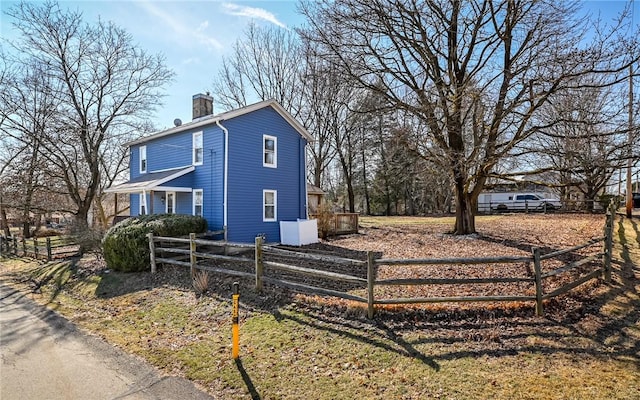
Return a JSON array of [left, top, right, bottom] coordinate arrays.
[[175, 192, 191, 215], [225, 107, 308, 243], [128, 125, 224, 229], [191, 124, 224, 230], [127, 104, 308, 242], [129, 148, 138, 180], [145, 133, 193, 173], [130, 193, 140, 216], [164, 173, 193, 188]]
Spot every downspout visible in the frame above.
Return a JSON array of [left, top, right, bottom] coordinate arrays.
[[215, 120, 229, 241]]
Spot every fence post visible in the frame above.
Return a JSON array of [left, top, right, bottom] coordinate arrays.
[[0, 236, 3, 257], [532, 247, 543, 316], [189, 233, 196, 280], [21, 237, 26, 256], [354, 214, 359, 234], [147, 232, 156, 274], [46, 237, 52, 261], [367, 251, 375, 319], [255, 236, 263, 292], [33, 238, 39, 259], [12, 236, 17, 254]]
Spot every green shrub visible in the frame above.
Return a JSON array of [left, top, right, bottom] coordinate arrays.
[[103, 214, 207, 272]]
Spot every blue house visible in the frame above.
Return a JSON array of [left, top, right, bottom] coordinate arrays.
[[106, 94, 314, 243]]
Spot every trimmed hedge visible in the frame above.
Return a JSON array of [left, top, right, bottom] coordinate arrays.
[[103, 214, 207, 272]]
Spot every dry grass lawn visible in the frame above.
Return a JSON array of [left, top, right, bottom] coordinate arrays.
[[1, 213, 638, 399]]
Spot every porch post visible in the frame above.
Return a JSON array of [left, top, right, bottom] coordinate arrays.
[[149, 190, 154, 214], [142, 190, 148, 215]]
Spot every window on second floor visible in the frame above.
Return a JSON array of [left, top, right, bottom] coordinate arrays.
[[193, 131, 203, 166], [263, 135, 277, 168], [263, 190, 277, 221], [193, 189, 203, 217], [139, 146, 147, 174]]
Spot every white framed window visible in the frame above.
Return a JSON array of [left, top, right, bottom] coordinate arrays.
[[165, 192, 175, 214], [193, 131, 203, 166], [193, 189, 203, 217], [263, 135, 277, 168], [139, 193, 147, 215], [263, 190, 277, 221], [139, 145, 147, 174]]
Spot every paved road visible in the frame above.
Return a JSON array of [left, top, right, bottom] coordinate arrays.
[[0, 283, 214, 400]]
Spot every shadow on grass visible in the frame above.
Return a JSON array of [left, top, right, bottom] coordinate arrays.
[[253, 214, 639, 370], [16, 216, 638, 372], [273, 305, 441, 370], [10, 258, 80, 306], [94, 242, 380, 311], [235, 359, 261, 400]]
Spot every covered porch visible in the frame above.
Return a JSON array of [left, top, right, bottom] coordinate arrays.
[[105, 166, 195, 217]]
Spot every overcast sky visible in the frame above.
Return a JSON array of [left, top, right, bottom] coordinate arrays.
[[1, 0, 636, 133]]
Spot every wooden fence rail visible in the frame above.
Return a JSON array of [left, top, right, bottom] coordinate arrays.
[[0, 235, 79, 261], [148, 209, 614, 318]]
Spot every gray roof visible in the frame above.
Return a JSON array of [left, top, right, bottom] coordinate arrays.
[[105, 166, 194, 193]]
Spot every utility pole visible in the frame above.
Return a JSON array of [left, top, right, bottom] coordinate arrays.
[[627, 1, 636, 218], [626, 63, 634, 218]]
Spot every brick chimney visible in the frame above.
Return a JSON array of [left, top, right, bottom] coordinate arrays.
[[192, 93, 213, 120]]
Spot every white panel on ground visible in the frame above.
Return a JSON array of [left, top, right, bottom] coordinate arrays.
[[279, 219, 319, 246]]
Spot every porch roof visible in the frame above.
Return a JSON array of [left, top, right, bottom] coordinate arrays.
[[105, 166, 195, 194]]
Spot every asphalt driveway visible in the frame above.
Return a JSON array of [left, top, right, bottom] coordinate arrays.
[[0, 283, 213, 400]]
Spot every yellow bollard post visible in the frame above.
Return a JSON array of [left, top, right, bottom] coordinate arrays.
[[232, 282, 240, 359]]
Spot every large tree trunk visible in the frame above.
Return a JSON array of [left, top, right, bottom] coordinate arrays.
[[0, 199, 10, 237], [453, 176, 476, 235], [75, 200, 91, 231], [361, 132, 371, 215], [454, 188, 476, 235]]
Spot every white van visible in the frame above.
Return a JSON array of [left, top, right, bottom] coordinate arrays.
[[477, 192, 562, 212]]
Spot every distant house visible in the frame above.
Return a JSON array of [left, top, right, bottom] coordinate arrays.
[[306, 183, 325, 214], [106, 94, 314, 243]]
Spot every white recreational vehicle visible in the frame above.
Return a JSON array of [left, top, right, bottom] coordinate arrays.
[[477, 192, 562, 212]]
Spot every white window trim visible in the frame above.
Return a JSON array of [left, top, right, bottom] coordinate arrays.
[[139, 145, 147, 174], [263, 189, 277, 222], [193, 189, 203, 216], [263, 134, 277, 168], [139, 193, 147, 215], [193, 131, 203, 166], [165, 191, 176, 214]]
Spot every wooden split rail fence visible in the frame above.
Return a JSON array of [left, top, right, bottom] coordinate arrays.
[[0, 235, 79, 261], [147, 211, 614, 318]]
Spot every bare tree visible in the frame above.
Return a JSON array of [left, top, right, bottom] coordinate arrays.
[[3, 1, 174, 229], [300, 48, 340, 189], [523, 79, 638, 210], [212, 23, 305, 113], [299, 0, 639, 233], [211, 24, 342, 191], [0, 59, 61, 237]]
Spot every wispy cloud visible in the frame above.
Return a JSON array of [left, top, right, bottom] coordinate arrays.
[[137, 1, 223, 51], [182, 57, 201, 65], [197, 21, 209, 32], [221, 3, 288, 29]]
